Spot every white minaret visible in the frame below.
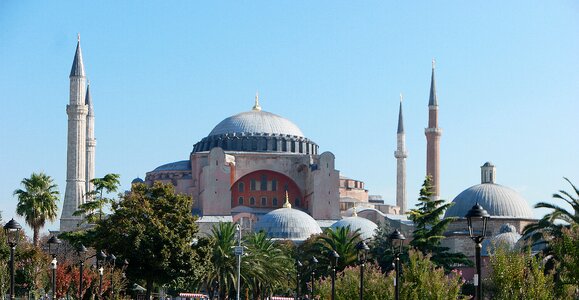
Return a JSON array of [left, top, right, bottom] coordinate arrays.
[[61, 35, 88, 232], [481, 162, 496, 184], [394, 94, 408, 214], [85, 83, 96, 193]]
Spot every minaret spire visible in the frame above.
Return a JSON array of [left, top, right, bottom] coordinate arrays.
[[425, 59, 442, 198], [85, 82, 96, 194], [62, 36, 89, 231], [395, 93, 408, 213], [252, 91, 262, 111]]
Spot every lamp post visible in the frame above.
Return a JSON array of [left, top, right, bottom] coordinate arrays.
[[76, 244, 87, 300], [234, 223, 243, 300], [47, 235, 62, 300], [388, 229, 406, 300], [465, 202, 490, 300], [356, 241, 369, 300], [329, 250, 339, 300], [295, 260, 302, 300], [4, 218, 22, 300], [108, 253, 116, 298], [96, 250, 107, 296], [310, 256, 318, 299]]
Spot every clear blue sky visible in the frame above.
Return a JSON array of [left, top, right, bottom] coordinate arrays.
[[1, 1, 578, 235]]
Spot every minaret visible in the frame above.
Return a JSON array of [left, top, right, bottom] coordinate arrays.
[[61, 35, 88, 231], [85, 83, 96, 193], [481, 162, 496, 184], [425, 59, 442, 198], [394, 94, 408, 213]]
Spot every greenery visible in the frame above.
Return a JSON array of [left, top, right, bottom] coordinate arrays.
[[369, 221, 395, 272], [74, 173, 121, 224], [550, 225, 579, 297], [407, 176, 471, 271], [317, 262, 394, 300], [14, 172, 60, 248]]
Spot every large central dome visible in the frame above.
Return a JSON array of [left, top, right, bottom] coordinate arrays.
[[208, 110, 304, 137]]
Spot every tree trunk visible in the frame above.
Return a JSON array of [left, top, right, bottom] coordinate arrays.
[[146, 278, 153, 300], [33, 226, 40, 248]]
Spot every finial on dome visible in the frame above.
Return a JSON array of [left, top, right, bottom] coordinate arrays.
[[400, 93, 403, 103], [432, 58, 436, 70], [252, 91, 262, 111], [77, 33, 81, 42], [352, 206, 358, 217], [283, 190, 292, 208]]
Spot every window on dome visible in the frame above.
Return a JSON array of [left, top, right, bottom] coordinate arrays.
[[271, 180, 277, 191], [291, 141, 296, 152], [250, 197, 255, 205], [261, 197, 267, 206], [272, 197, 278, 207], [260, 175, 267, 191], [238, 197, 243, 205], [251, 179, 256, 191], [238, 182, 244, 192], [282, 140, 287, 151]]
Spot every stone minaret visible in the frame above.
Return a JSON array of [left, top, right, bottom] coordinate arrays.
[[394, 94, 408, 213], [61, 36, 88, 232], [425, 60, 442, 198], [481, 162, 496, 184], [85, 83, 96, 193]]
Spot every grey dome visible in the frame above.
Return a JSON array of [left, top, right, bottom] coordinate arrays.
[[209, 110, 304, 137], [254, 207, 322, 241], [131, 177, 144, 184], [483, 223, 522, 255], [330, 216, 378, 240], [444, 183, 533, 219]]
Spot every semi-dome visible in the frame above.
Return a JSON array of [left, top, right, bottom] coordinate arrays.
[[445, 163, 533, 219], [330, 214, 378, 240], [192, 97, 318, 154], [254, 199, 322, 241]]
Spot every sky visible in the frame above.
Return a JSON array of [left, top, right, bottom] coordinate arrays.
[[0, 1, 578, 235]]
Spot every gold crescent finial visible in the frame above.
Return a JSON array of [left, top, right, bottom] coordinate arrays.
[[252, 91, 262, 111], [400, 93, 403, 103], [352, 206, 358, 217], [77, 33, 81, 42], [432, 58, 436, 70], [283, 190, 292, 208]]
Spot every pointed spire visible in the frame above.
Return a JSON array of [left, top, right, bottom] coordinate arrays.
[[85, 82, 92, 106], [283, 190, 292, 208], [429, 59, 437, 106], [397, 93, 404, 134], [252, 91, 262, 111], [70, 34, 86, 77]]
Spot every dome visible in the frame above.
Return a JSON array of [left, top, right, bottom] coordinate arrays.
[[445, 183, 533, 218], [482, 223, 522, 255], [131, 177, 144, 184], [208, 110, 304, 138], [254, 207, 322, 241], [330, 216, 378, 240]]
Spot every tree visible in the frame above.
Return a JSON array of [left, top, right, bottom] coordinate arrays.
[[408, 176, 471, 270], [549, 225, 579, 298], [314, 226, 362, 273], [316, 262, 394, 300], [369, 221, 395, 272], [74, 173, 120, 223], [90, 182, 199, 299], [14, 172, 59, 247]]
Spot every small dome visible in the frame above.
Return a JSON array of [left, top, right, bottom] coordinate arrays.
[[330, 216, 378, 240], [131, 177, 144, 184], [444, 183, 533, 218], [483, 223, 522, 255], [254, 207, 322, 241], [209, 110, 304, 138]]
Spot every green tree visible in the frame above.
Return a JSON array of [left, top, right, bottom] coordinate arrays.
[[74, 173, 120, 223], [314, 226, 362, 273], [90, 182, 199, 300], [14, 172, 59, 247], [316, 262, 394, 300], [550, 225, 579, 298], [487, 246, 556, 300], [408, 176, 471, 270], [369, 221, 395, 272], [202, 222, 237, 299]]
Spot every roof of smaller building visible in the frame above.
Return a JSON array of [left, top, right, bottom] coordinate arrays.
[[330, 216, 378, 240], [131, 177, 144, 184], [153, 160, 191, 172], [254, 207, 322, 242], [482, 223, 522, 256]]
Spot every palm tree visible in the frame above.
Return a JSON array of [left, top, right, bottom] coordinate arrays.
[[14, 172, 59, 247], [74, 173, 120, 223], [523, 177, 579, 248], [316, 226, 362, 272], [204, 222, 237, 299]]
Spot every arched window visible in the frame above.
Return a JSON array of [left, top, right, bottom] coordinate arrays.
[[238, 197, 244, 205], [251, 179, 256, 191], [260, 175, 267, 191], [272, 197, 278, 207], [261, 197, 267, 206], [271, 179, 277, 191], [238, 182, 244, 192], [250, 197, 255, 205]]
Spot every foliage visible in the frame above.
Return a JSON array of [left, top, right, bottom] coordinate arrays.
[[399, 250, 464, 300], [74, 173, 120, 224], [14, 172, 60, 247], [408, 176, 471, 271], [369, 221, 396, 272], [550, 225, 579, 297], [90, 182, 199, 299], [14, 241, 50, 298], [486, 246, 556, 300], [316, 262, 394, 300], [314, 226, 362, 273]]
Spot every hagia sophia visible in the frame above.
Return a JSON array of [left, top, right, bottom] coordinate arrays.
[[60, 38, 538, 262]]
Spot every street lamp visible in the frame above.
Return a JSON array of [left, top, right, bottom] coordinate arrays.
[[121, 259, 129, 298], [234, 223, 243, 300], [295, 260, 302, 300], [356, 241, 369, 300], [465, 202, 490, 300], [76, 244, 87, 300], [108, 253, 116, 298], [329, 250, 339, 300], [4, 218, 22, 300], [310, 256, 318, 299], [388, 229, 406, 300], [47, 235, 62, 300], [96, 250, 107, 296]]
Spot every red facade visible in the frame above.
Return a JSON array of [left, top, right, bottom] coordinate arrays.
[[231, 170, 305, 210]]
